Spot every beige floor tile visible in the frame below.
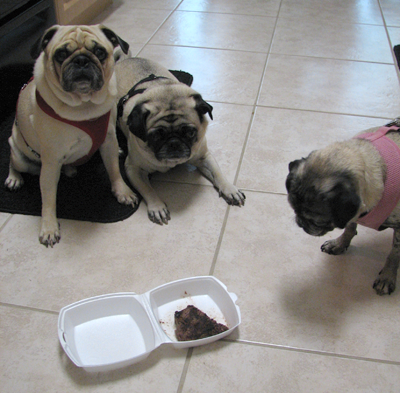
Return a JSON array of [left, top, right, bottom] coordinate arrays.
[[381, 0, 400, 27], [150, 11, 276, 52], [183, 341, 400, 393], [0, 183, 230, 311], [92, 7, 171, 45], [0, 213, 11, 227], [388, 27, 400, 49], [110, 0, 182, 10], [1, 0, 400, 391], [139, 45, 267, 105], [0, 306, 186, 393], [152, 102, 252, 186], [279, 0, 384, 25], [238, 108, 389, 193], [272, 18, 393, 63], [258, 54, 400, 118], [213, 192, 400, 361], [178, 0, 281, 17]]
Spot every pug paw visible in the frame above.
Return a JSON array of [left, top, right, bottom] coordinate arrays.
[[147, 204, 171, 225], [219, 185, 246, 207], [5, 172, 24, 191], [321, 239, 347, 255], [39, 221, 61, 248], [112, 183, 140, 207], [373, 270, 397, 295]]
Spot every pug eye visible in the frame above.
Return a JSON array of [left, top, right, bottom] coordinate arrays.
[[94, 47, 107, 61], [181, 125, 197, 139], [54, 49, 69, 63], [150, 128, 166, 142]]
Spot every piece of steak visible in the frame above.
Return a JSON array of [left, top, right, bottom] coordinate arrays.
[[174, 305, 228, 341]]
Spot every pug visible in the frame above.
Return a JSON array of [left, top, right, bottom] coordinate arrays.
[[115, 57, 245, 224], [4, 25, 139, 247], [286, 119, 400, 295]]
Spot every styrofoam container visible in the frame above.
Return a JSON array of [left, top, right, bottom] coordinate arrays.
[[58, 276, 241, 372]]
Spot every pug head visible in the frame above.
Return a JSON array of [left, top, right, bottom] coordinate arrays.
[[126, 84, 213, 164], [31, 24, 129, 96], [286, 155, 361, 236]]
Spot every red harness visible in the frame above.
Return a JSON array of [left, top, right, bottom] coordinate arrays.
[[18, 78, 111, 166]]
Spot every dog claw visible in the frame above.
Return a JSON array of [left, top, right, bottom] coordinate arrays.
[[220, 190, 246, 207], [373, 277, 396, 295], [148, 206, 170, 225]]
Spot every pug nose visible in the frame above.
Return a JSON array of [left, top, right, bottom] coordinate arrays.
[[168, 139, 181, 149], [73, 55, 90, 68]]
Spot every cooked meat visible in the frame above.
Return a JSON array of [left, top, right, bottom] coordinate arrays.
[[174, 305, 228, 341]]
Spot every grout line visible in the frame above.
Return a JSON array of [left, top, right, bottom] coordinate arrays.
[[143, 44, 395, 66], [176, 348, 193, 393], [377, 0, 400, 82], [137, 0, 186, 55], [221, 338, 400, 366], [0, 302, 59, 315], [170, 9, 280, 18], [208, 204, 232, 277], [0, 214, 14, 234]]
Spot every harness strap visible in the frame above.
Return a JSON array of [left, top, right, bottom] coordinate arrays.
[[117, 74, 168, 118], [354, 119, 400, 230]]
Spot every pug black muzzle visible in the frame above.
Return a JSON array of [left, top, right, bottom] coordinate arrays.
[[62, 54, 104, 94], [148, 126, 197, 161]]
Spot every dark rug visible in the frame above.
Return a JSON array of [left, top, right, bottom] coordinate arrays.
[[394, 45, 400, 72], [0, 65, 193, 223]]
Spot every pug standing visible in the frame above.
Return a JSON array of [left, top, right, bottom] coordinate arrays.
[[4, 25, 139, 247], [286, 119, 400, 295], [115, 57, 245, 224]]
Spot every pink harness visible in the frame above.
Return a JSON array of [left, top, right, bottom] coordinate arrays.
[[354, 120, 400, 230]]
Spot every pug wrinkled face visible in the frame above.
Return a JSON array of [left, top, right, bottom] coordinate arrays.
[[127, 88, 213, 163], [286, 158, 360, 237], [38, 26, 116, 96], [54, 41, 107, 94], [147, 115, 198, 161]]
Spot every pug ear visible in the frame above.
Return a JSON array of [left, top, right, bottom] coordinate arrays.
[[100, 27, 130, 54], [286, 159, 304, 192], [127, 103, 149, 142], [288, 159, 303, 172], [328, 179, 360, 228], [30, 26, 59, 59], [192, 94, 213, 121]]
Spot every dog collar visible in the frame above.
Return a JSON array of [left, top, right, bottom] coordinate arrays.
[[354, 118, 400, 230], [117, 74, 168, 118]]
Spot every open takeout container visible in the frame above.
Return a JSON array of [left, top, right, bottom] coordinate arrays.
[[58, 276, 241, 372]]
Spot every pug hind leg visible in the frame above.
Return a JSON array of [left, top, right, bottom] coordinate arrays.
[[5, 137, 40, 190], [5, 164, 24, 190], [373, 228, 400, 295], [321, 222, 357, 255]]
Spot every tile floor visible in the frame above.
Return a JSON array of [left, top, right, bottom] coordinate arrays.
[[1, 0, 400, 391]]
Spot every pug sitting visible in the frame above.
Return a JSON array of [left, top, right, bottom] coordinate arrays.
[[115, 57, 245, 224], [4, 25, 139, 247], [286, 119, 400, 295]]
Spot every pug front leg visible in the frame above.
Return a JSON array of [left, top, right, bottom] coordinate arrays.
[[99, 131, 139, 207], [125, 162, 170, 224], [194, 151, 245, 206], [373, 228, 400, 295], [321, 222, 357, 255], [39, 160, 62, 247]]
